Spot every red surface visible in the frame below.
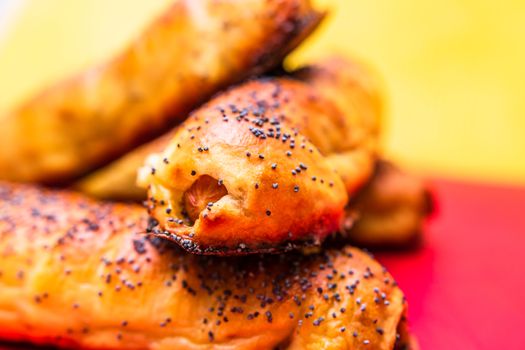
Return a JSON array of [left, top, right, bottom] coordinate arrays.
[[377, 178, 525, 350]]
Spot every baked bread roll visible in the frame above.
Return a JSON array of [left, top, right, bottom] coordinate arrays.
[[0, 182, 414, 350], [0, 0, 322, 184], [140, 78, 348, 254], [138, 57, 383, 254], [343, 161, 433, 248]]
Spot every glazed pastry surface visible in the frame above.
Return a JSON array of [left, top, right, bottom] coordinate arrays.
[[140, 78, 348, 253], [0, 0, 321, 184], [0, 182, 412, 350], [138, 58, 383, 253]]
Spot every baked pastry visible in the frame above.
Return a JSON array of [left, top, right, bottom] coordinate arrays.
[[293, 56, 383, 195], [0, 0, 322, 184], [76, 56, 381, 201], [138, 57, 383, 254], [343, 161, 433, 247], [0, 182, 414, 349], [139, 78, 348, 254]]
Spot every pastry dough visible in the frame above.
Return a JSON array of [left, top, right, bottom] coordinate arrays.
[[138, 57, 383, 253], [0, 0, 321, 184], [0, 182, 414, 350], [140, 77, 349, 253]]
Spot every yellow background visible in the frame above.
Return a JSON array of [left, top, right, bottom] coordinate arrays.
[[0, 0, 524, 184]]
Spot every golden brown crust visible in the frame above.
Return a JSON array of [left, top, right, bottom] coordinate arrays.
[[0, 182, 411, 350], [138, 57, 383, 254], [140, 78, 348, 254], [0, 0, 322, 184], [343, 161, 433, 248]]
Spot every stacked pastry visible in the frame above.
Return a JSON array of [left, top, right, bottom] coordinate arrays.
[[0, 0, 430, 349]]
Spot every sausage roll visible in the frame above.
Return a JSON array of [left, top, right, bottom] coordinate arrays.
[[0, 0, 322, 184], [343, 161, 433, 248], [138, 57, 383, 254], [0, 182, 414, 350]]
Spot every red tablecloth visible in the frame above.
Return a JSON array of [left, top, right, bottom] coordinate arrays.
[[377, 178, 525, 350]]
